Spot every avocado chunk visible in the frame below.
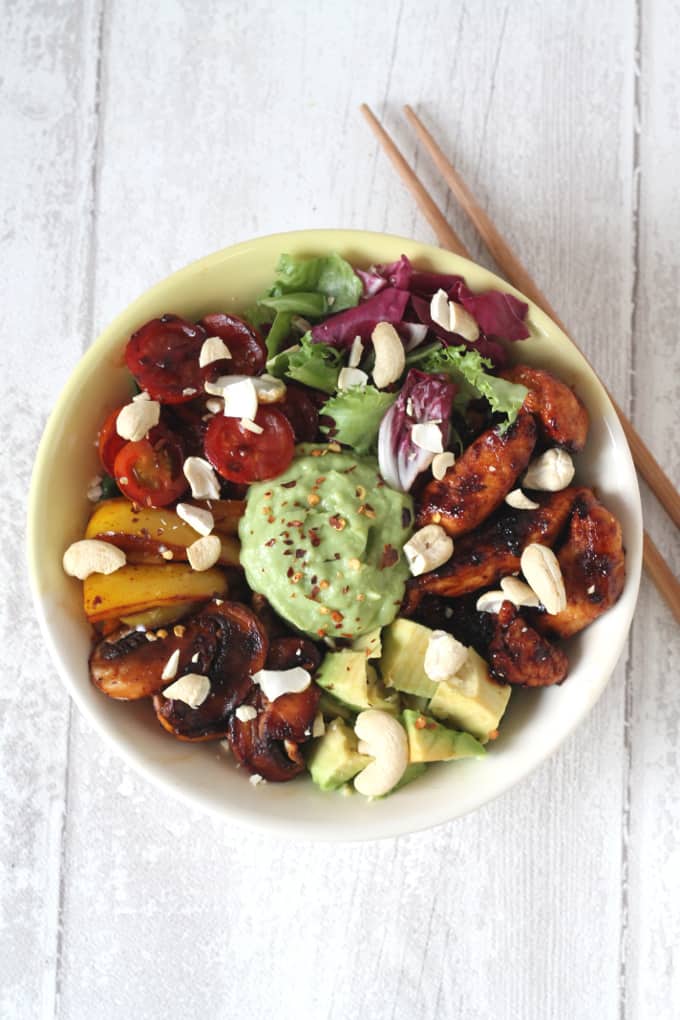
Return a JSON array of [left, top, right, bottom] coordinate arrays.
[[315, 650, 400, 715], [402, 709, 485, 763], [306, 718, 372, 791], [352, 627, 382, 659], [377, 761, 428, 796], [381, 619, 438, 698], [428, 648, 511, 742]]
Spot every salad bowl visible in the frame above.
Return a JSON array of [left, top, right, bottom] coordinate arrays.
[[27, 229, 642, 841]]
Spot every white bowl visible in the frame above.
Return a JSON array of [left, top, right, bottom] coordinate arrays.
[[27, 229, 642, 841]]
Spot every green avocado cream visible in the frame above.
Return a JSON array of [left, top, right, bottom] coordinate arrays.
[[239, 445, 414, 639]]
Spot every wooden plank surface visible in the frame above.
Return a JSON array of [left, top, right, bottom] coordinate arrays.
[[2, 1, 678, 1018]]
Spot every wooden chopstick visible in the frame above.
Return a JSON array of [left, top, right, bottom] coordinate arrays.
[[360, 102, 680, 623], [403, 104, 680, 534]]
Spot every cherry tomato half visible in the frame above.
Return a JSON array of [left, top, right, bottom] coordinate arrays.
[[97, 406, 128, 476], [204, 407, 295, 484], [125, 315, 206, 404], [277, 383, 320, 442], [198, 313, 266, 377], [113, 428, 188, 507]]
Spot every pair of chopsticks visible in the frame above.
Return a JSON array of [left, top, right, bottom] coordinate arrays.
[[361, 103, 680, 625]]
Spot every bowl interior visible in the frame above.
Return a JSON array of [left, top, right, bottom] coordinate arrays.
[[28, 229, 642, 841]]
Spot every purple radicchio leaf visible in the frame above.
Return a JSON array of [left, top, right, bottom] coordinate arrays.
[[310, 287, 410, 347], [458, 290, 530, 342], [377, 369, 456, 492]]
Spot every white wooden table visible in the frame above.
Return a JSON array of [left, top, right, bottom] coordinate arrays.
[[3, 2, 679, 1017]]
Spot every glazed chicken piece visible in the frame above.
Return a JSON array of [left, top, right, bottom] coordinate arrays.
[[500, 364, 589, 453], [530, 490, 625, 640], [487, 601, 569, 687], [404, 487, 584, 613], [416, 412, 537, 537]]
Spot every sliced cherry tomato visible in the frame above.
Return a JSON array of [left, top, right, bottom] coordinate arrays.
[[204, 407, 294, 483], [113, 427, 188, 507], [125, 315, 205, 404], [277, 383, 320, 442], [198, 313, 266, 377], [97, 405, 127, 475]]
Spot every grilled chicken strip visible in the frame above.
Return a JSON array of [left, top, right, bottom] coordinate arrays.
[[488, 601, 569, 686], [416, 411, 537, 537], [404, 487, 583, 613], [500, 365, 589, 453], [530, 490, 625, 639]]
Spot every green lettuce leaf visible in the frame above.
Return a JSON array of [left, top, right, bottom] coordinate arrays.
[[320, 386, 397, 454], [417, 344, 528, 428], [259, 292, 329, 317], [272, 252, 362, 311], [267, 332, 342, 395]]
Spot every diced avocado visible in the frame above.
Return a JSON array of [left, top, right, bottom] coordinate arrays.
[[352, 627, 382, 659], [318, 689, 356, 723], [315, 650, 372, 711], [381, 619, 438, 698], [376, 761, 428, 797], [401, 692, 431, 714], [402, 709, 485, 763], [315, 651, 400, 715], [305, 718, 372, 791], [428, 648, 511, 742]]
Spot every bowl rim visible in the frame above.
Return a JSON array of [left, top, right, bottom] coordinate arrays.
[[27, 228, 643, 842]]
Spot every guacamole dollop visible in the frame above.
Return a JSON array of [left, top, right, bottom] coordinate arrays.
[[239, 446, 414, 639]]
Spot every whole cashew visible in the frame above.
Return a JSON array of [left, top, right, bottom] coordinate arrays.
[[353, 709, 409, 797]]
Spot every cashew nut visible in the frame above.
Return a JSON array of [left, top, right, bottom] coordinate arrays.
[[429, 288, 480, 342], [176, 502, 214, 536], [353, 709, 409, 797], [338, 366, 368, 390], [116, 397, 160, 442], [432, 451, 455, 480], [504, 488, 540, 510], [371, 322, 405, 389], [199, 336, 232, 367], [162, 673, 211, 708], [403, 524, 454, 576], [500, 575, 540, 608], [523, 448, 575, 491], [183, 456, 221, 500], [411, 422, 444, 453], [63, 539, 127, 580], [520, 543, 567, 615], [251, 666, 311, 702], [348, 336, 364, 368], [475, 590, 507, 614], [424, 630, 468, 683], [187, 535, 222, 572]]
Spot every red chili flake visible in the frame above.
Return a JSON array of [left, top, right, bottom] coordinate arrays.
[[380, 544, 398, 568], [311, 574, 318, 584], [267, 515, 275, 524], [401, 507, 412, 528], [281, 480, 297, 488], [329, 514, 346, 531], [331, 611, 344, 625], [358, 503, 376, 519], [264, 538, 276, 548], [342, 585, 350, 595], [292, 572, 303, 583], [286, 567, 294, 578], [342, 464, 357, 474], [295, 549, 305, 559], [414, 717, 427, 730], [283, 549, 293, 556], [315, 477, 326, 485], [426, 722, 437, 730], [310, 586, 320, 599], [288, 519, 303, 527], [317, 627, 327, 636], [311, 449, 323, 457], [309, 528, 321, 547], [319, 580, 330, 590]]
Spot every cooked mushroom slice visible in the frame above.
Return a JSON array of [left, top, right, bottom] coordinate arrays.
[[500, 365, 589, 453], [90, 624, 196, 700], [530, 491, 625, 640], [487, 601, 569, 687], [152, 601, 268, 740], [416, 412, 537, 537], [227, 682, 321, 782], [265, 636, 323, 674], [403, 487, 584, 613]]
